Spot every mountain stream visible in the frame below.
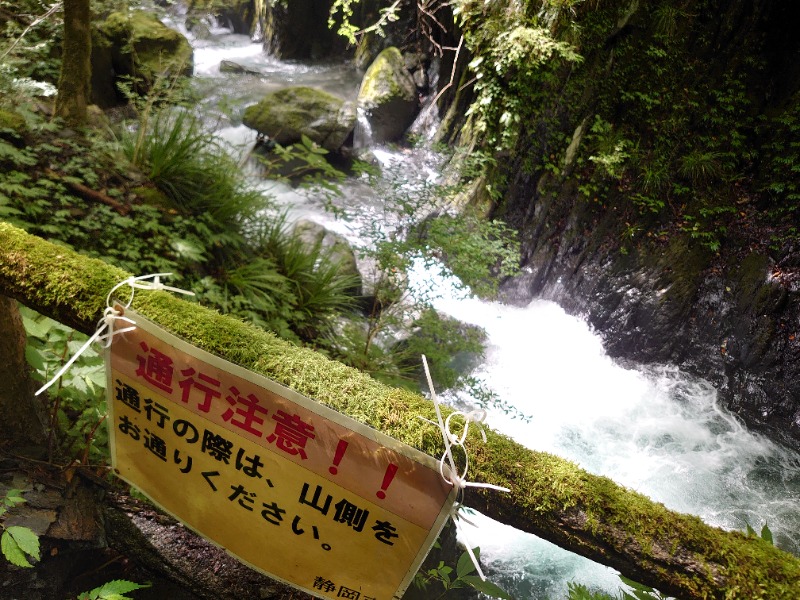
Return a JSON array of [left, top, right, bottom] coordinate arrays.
[[180, 22, 800, 599]]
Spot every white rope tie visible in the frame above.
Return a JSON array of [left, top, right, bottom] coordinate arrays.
[[35, 273, 193, 396], [420, 354, 510, 581]]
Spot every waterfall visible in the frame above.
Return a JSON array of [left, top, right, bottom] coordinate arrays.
[[353, 106, 374, 150], [181, 21, 800, 599], [426, 280, 800, 596]]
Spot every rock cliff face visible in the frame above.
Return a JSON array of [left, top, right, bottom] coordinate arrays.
[[476, 0, 800, 449], [501, 199, 800, 451]]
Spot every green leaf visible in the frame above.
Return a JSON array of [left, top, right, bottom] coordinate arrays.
[[456, 548, 477, 578], [2, 526, 40, 567], [619, 576, 654, 592], [3, 490, 27, 507], [22, 314, 53, 340], [761, 523, 773, 545], [80, 579, 151, 599], [461, 575, 513, 599], [24, 345, 47, 372]]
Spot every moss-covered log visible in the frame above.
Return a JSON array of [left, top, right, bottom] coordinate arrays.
[[1, 221, 799, 599]]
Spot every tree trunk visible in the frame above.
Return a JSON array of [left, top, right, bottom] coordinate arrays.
[[1, 221, 799, 599], [55, 0, 92, 126], [0, 295, 45, 448]]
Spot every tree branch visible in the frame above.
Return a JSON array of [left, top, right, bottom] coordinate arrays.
[[1, 221, 799, 599], [45, 169, 130, 215]]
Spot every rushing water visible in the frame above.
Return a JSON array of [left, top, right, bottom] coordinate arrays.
[[180, 22, 800, 599]]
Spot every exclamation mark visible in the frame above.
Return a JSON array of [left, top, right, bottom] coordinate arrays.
[[329, 440, 349, 475], [376, 463, 398, 499]]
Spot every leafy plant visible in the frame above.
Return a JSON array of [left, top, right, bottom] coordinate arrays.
[[745, 522, 774, 545], [413, 546, 512, 600], [116, 108, 267, 227], [77, 579, 151, 600], [424, 213, 521, 298], [587, 116, 630, 180], [21, 306, 108, 464], [566, 576, 671, 600], [459, 7, 582, 151], [247, 214, 360, 341], [0, 489, 40, 568], [678, 150, 724, 184]]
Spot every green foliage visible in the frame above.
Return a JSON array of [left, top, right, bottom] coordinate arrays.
[[255, 134, 352, 215], [745, 522, 774, 545], [461, 18, 582, 150], [398, 309, 486, 391], [1, 524, 40, 568], [117, 109, 267, 227], [0, 0, 62, 92], [328, 0, 401, 45], [413, 547, 513, 600], [424, 214, 521, 298], [0, 489, 40, 568], [587, 116, 631, 181], [0, 94, 358, 347], [324, 167, 518, 397], [77, 579, 151, 600], [1, 488, 149, 595], [758, 99, 800, 250], [566, 575, 671, 600], [567, 583, 615, 600], [21, 306, 108, 464], [247, 214, 360, 341]]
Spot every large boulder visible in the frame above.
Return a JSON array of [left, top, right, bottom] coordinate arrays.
[[242, 87, 356, 152], [356, 47, 419, 144], [220, 0, 265, 41], [262, 0, 347, 60], [97, 11, 193, 97]]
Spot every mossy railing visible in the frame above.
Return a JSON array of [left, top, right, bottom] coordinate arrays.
[[1, 221, 799, 599]]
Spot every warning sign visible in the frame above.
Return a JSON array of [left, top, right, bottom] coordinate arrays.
[[106, 308, 456, 599]]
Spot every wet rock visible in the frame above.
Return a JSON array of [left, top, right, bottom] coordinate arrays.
[[96, 11, 193, 98], [357, 47, 419, 143], [219, 60, 260, 75], [501, 213, 800, 450], [243, 87, 356, 152]]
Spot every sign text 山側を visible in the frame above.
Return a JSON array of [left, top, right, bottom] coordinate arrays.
[[107, 308, 456, 600]]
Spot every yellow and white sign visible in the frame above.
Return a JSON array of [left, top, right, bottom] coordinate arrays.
[[106, 308, 456, 600]]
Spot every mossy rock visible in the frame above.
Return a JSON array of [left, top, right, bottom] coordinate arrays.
[[131, 185, 171, 209], [242, 87, 356, 152], [99, 11, 193, 95], [0, 108, 27, 144], [356, 47, 418, 143]]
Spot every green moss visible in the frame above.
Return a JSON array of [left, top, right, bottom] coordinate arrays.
[[243, 87, 343, 133], [131, 185, 171, 208], [2, 221, 800, 598], [358, 47, 415, 105], [100, 11, 193, 89], [0, 108, 27, 136], [654, 237, 710, 311], [241, 86, 351, 148]]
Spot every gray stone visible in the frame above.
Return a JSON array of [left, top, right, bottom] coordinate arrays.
[[242, 87, 356, 152], [219, 60, 260, 76]]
